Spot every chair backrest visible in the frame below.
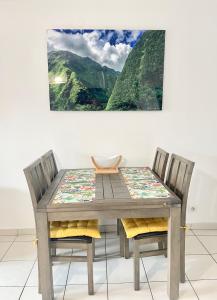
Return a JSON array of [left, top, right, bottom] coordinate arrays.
[[41, 150, 58, 185], [152, 147, 169, 181], [23, 159, 49, 210], [166, 154, 195, 226]]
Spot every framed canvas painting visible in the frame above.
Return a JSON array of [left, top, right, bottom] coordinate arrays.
[[47, 29, 165, 111]]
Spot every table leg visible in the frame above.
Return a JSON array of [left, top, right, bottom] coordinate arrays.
[[36, 212, 54, 300], [167, 206, 181, 300]]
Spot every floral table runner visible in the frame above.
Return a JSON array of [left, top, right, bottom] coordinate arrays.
[[53, 169, 95, 204], [52, 167, 170, 204], [120, 167, 170, 199]]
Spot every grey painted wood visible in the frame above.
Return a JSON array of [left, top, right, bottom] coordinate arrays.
[[166, 154, 195, 228], [167, 206, 180, 300], [24, 161, 95, 299], [120, 222, 125, 257], [120, 155, 194, 293], [166, 154, 195, 282], [50, 240, 88, 250], [50, 248, 56, 256], [33, 167, 182, 300], [47, 208, 170, 221], [37, 212, 54, 300], [124, 235, 130, 259], [24, 159, 49, 296], [152, 147, 169, 181], [41, 150, 58, 186], [133, 239, 140, 291], [180, 228, 185, 283], [24, 159, 49, 209], [158, 241, 164, 250], [52, 256, 87, 262], [87, 244, 94, 295]]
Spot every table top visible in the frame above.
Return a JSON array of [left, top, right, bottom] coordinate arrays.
[[37, 167, 181, 212]]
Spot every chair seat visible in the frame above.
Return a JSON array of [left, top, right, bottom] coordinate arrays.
[[121, 218, 168, 238], [50, 220, 101, 239]]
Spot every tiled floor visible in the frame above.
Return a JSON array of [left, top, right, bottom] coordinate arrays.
[[1, 229, 217, 299]]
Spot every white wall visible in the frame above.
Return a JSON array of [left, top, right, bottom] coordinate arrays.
[[0, 0, 217, 229]]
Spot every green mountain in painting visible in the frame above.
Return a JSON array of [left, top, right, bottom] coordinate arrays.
[[106, 31, 165, 111], [48, 50, 119, 111]]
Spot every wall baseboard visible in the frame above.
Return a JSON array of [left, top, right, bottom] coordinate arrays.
[[188, 223, 217, 230]]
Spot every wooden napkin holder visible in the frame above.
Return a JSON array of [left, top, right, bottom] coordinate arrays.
[[91, 155, 122, 174]]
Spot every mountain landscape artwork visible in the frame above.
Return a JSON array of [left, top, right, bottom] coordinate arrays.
[[47, 29, 165, 111]]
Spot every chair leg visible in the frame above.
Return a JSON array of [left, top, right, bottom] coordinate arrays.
[[133, 239, 140, 291], [36, 241, 42, 294], [51, 247, 56, 256], [37, 253, 42, 294], [180, 229, 185, 283], [158, 241, 164, 250], [163, 238, 168, 258], [120, 222, 125, 257], [124, 236, 130, 259], [117, 219, 121, 235], [87, 243, 94, 295], [92, 239, 95, 260]]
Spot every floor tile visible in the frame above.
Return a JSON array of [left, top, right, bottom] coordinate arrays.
[[185, 255, 217, 280], [0, 242, 13, 260], [2, 242, 37, 261], [211, 254, 217, 263], [193, 229, 217, 236], [0, 287, 23, 300], [186, 236, 208, 255], [0, 236, 16, 242], [191, 279, 217, 299], [150, 281, 198, 299], [107, 257, 147, 283], [142, 255, 168, 282], [67, 260, 107, 285], [106, 238, 121, 258], [108, 282, 152, 300], [65, 284, 107, 300], [20, 286, 64, 300], [186, 229, 194, 236], [15, 235, 35, 242], [197, 236, 217, 254], [27, 261, 70, 286], [0, 260, 34, 286]]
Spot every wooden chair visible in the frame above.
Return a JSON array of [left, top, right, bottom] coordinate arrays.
[[117, 148, 169, 235], [41, 150, 58, 185], [120, 154, 194, 290], [24, 159, 100, 295], [152, 147, 169, 180]]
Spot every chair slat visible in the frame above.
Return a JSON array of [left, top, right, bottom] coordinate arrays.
[[24, 159, 48, 208], [166, 154, 195, 226], [152, 147, 169, 181], [41, 150, 58, 185]]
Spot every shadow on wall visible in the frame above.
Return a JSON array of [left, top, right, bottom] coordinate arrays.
[[187, 169, 217, 224], [0, 188, 35, 229]]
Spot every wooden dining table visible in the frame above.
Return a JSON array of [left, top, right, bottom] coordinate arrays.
[[36, 167, 181, 300]]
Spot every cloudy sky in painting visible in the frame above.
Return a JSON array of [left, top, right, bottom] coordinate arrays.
[[47, 29, 144, 71]]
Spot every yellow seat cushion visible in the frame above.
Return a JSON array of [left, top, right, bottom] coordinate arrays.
[[121, 218, 168, 238], [50, 220, 101, 239]]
